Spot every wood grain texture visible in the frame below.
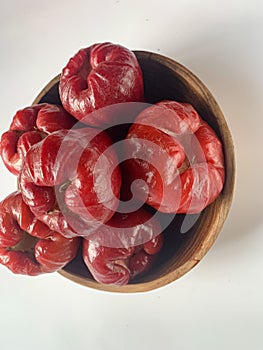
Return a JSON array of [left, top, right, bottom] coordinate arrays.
[[33, 51, 235, 293]]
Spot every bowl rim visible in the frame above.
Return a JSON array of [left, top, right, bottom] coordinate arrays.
[[32, 50, 236, 293]]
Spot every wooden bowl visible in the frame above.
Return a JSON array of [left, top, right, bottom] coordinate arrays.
[[33, 51, 235, 293]]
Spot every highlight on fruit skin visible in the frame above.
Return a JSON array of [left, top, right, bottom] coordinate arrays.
[[0, 103, 76, 176], [59, 42, 144, 126], [19, 128, 122, 239], [122, 100, 225, 214], [82, 209, 164, 285], [0, 191, 80, 276]]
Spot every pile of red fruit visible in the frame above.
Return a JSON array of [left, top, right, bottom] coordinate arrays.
[[0, 43, 225, 285]]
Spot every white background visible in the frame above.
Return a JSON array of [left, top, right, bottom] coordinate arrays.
[[0, 1, 263, 349]]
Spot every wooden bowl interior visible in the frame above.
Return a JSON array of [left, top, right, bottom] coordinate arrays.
[[33, 51, 235, 292]]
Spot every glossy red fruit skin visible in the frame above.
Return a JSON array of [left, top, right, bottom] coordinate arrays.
[[123, 100, 225, 214], [0, 192, 79, 276], [19, 128, 122, 238], [82, 209, 164, 285], [0, 103, 76, 176], [59, 42, 144, 126]]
